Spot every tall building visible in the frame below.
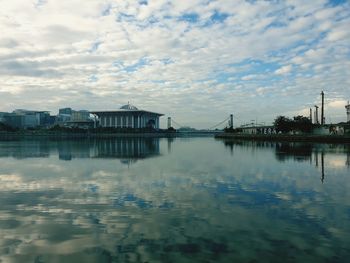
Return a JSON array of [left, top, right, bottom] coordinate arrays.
[[56, 108, 92, 128], [59, 108, 73, 115], [2, 110, 52, 129], [71, 110, 90, 121], [91, 103, 163, 129]]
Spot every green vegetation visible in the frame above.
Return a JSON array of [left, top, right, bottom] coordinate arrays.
[[0, 124, 169, 134], [0, 122, 18, 132], [274, 115, 313, 134], [223, 127, 242, 133]]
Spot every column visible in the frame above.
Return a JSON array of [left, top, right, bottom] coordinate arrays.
[[131, 116, 134, 128]]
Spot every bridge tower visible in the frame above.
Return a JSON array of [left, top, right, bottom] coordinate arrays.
[[167, 117, 172, 129], [229, 114, 233, 128]]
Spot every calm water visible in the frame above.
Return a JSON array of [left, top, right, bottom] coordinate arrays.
[[0, 137, 349, 263]]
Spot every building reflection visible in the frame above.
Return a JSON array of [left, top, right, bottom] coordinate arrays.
[[219, 139, 350, 183], [167, 138, 174, 154], [0, 140, 50, 159], [0, 138, 161, 164], [92, 138, 160, 161], [57, 140, 93, 160]]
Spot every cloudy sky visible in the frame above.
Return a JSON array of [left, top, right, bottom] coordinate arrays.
[[0, 0, 349, 128]]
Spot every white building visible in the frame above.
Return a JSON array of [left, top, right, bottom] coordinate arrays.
[[91, 104, 163, 129]]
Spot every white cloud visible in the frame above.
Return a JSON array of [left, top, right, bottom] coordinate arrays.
[[327, 99, 348, 109], [0, 0, 349, 127], [275, 65, 292, 75]]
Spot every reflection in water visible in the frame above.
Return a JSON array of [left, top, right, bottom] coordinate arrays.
[[220, 139, 350, 184], [167, 137, 174, 154], [0, 138, 160, 165], [275, 143, 313, 162], [0, 140, 50, 158], [321, 151, 325, 184], [0, 138, 349, 262]]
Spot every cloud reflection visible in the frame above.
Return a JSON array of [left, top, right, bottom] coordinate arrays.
[[0, 138, 349, 262]]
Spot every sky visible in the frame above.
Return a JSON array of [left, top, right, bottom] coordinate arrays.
[[0, 0, 349, 129]]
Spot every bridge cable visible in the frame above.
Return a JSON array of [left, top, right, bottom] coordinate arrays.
[[172, 119, 185, 128], [208, 116, 230, 130]]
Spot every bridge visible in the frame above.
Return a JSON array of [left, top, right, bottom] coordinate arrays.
[[169, 115, 275, 134]]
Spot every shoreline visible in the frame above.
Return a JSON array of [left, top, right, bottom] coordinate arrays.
[[0, 131, 218, 140], [215, 133, 350, 143]]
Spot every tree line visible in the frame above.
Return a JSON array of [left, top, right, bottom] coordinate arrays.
[[273, 115, 313, 134]]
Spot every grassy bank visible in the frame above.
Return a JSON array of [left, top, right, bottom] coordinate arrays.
[[0, 130, 177, 139], [0, 130, 218, 140], [215, 133, 350, 143]]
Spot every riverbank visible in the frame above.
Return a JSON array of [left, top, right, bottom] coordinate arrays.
[[0, 130, 219, 140], [215, 133, 350, 143]]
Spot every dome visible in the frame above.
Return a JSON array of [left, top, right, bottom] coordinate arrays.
[[120, 103, 138, 110]]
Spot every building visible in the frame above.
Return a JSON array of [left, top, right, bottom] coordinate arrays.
[[1, 110, 52, 129], [71, 110, 90, 122], [56, 108, 93, 128], [346, 101, 350, 123], [0, 112, 7, 123], [241, 125, 275, 134], [91, 103, 163, 129], [59, 108, 73, 115]]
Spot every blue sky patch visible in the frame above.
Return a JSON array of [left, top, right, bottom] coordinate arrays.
[[210, 11, 229, 23], [179, 13, 199, 23]]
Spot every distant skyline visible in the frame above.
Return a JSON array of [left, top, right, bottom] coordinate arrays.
[[0, 0, 349, 128]]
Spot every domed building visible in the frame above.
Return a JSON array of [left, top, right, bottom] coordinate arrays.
[[91, 103, 163, 129]]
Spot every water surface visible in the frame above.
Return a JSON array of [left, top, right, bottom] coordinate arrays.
[[0, 138, 349, 262]]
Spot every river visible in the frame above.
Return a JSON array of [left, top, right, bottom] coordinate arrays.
[[0, 137, 349, 262]]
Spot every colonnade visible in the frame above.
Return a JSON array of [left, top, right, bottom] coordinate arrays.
[[98, 114, 159, 128]]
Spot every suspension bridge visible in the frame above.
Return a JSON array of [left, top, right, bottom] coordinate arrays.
[[169, 115, 234, 132]]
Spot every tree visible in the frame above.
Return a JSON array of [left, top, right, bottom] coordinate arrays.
[[274, 116, 293, 134], [0, 122, 18, 132], [292, 115, 313, 133]]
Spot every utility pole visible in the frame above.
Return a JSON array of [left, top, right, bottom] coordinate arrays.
[[321, 91, 325, 125], [309, 108, 312, 123], [314, 105, 319, 124]]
